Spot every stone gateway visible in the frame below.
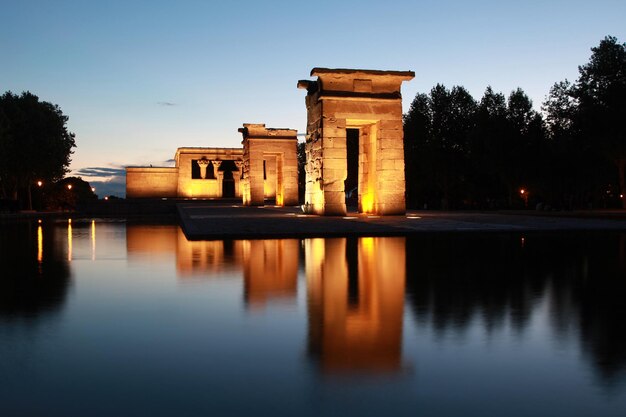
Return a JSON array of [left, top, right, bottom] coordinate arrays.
[[298, 68, 414, 215]]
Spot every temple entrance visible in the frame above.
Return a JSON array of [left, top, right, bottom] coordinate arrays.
[[222, 170, 235, 197], [345, 128, 359, 208], [219, 160, 237, 198], [298, 68, 414, 215]]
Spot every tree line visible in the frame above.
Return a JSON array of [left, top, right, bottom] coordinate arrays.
[[0, 91, 97, 210], [403, 35, 626, 210]]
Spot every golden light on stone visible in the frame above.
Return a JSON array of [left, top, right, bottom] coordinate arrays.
[[126, 148, 243, 199], [238, 124, 298, 207], [299, 68, 414, 216]]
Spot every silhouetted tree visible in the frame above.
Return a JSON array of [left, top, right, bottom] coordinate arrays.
[[575, 36, 626, 207], [45, 177, 96, 211], [403, 85, 477, 209], [0, 91, 76, 209], [543, 36, 626, 208]]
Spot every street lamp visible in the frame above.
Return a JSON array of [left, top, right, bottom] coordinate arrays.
[[37, 180, 43, 187], [67, 184, 72, 190], [520, 188, 529, 208]]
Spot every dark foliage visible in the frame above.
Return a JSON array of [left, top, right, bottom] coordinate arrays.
[[0, 91, 76, 209], [404, 36, 626, 210]]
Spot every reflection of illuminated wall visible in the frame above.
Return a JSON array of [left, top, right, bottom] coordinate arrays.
[[243, 239, 299, 308], [126, 225, 178, 255], [176, 232, 245, 276], [306, 237, 405, 373]]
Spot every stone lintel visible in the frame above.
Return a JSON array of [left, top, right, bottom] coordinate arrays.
[[317, 91, 402, 101], [311, 67, 415, 80], [301, 68, 414, 98], [238, 123, 298, 140], [126, 167, 178, 172]]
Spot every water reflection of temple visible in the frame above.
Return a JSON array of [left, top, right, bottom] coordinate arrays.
[[126, 226, 299, 307], [305, 237, 406, 373], [242, 240, 299, 308]]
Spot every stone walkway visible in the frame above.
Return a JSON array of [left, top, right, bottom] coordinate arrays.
[[177, 203, 626, 240]]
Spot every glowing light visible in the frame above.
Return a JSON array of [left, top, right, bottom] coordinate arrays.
[[361, 237, 375, 255], [367, 215, 380, 219], [91, 187, 96, 192], [621, 194, 624, 199], [67, 219, 72, 261], [67, 184, 72, 190], [406, 215, 421, 219], [520, 188, 525, 195], [37, 225, 43, 263], [37, 180, 43, 187], [104, 196, 109, 201], [38, 219, 42, 224], [521, 237, 525, 248], [343, 216, 357, 219], [361, 192, 375, 214], [91, 220, 96, 261]]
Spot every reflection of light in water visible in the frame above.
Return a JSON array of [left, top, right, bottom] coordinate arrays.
[[306, 237, 406, 373], [37, 225, 43, 263], [91, 220, 96, 260], [361, 236, 374, 256], [67, 219, 72, 261]]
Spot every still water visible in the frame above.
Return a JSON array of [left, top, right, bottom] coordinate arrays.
[[1, 219, 626, 417]]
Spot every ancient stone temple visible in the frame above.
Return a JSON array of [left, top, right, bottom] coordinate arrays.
[[238, 123, 299, 206], [298, 68, 414, 215], [126, 147, 244, 198]]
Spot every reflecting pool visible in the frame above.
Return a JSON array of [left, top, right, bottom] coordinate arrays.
[[1, 219, 626, 416]]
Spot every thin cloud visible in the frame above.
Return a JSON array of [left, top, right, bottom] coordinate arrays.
[[75, 167, 127, 177], [157, 101, 176, 106]]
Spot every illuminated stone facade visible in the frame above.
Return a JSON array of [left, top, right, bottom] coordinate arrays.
[[238, 123, 299, 206], [126, 147, 244, 199], [298, 68, 414, 215]]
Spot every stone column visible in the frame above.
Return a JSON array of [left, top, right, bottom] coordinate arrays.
[[234, 160, 243, 197], [213, 160, 223, 197], [197, 158, 210, 179]]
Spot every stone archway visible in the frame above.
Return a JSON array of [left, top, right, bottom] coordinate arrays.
[[298, 68, 414, 216]]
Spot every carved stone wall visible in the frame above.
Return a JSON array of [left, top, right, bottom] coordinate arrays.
[[125, 147, 243, 198], [239, 123, 299, 206], [298, 68, 414, 215]]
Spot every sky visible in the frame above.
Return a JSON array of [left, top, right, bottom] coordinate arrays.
[[2, 0, 625, 197]]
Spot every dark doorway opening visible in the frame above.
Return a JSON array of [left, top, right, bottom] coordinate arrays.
[[345, 128, 359, 207], [219, 160, 237, 198]]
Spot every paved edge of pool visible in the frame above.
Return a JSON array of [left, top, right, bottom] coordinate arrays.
[[176, 203, 626, 241]]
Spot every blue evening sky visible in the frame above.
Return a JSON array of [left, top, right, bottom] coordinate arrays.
[[2, 0, 625, 196]]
